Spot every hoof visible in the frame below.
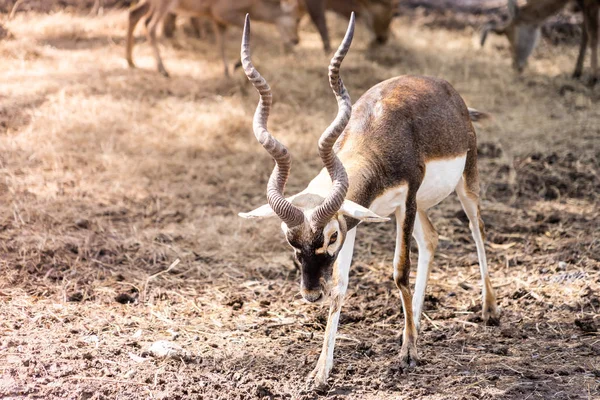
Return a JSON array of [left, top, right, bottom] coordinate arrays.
[[127, 60, 136, 69], [399, 342, 419, 371], [306, 362, 330, 393], [306, 369, 328, 393], [159, 69, 170, 78], [483, 305, 501, 326]]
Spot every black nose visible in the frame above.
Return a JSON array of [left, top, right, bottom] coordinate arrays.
[[375, 36, 388, 44], [291, 38, 299, 46], [302, 290, 323, 303]]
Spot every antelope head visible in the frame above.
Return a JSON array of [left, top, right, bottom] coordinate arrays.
[[239, 13, 388, 303], [363, 0, 398, 45], [480, 0, 540, 72], [276, 0, 304, 49]]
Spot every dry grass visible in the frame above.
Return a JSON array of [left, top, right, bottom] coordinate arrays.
[[0, 6, 598, 400]]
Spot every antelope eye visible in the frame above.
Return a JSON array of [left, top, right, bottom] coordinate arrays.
[[329, 232, 338, 244]]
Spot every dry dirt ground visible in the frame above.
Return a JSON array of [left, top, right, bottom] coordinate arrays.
[[1, 3, 599, 400]]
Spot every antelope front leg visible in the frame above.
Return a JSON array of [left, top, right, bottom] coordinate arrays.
[[411, 210, 439, 332], [585, 1, 599, 85], [307, 228, 356, 390], [146, 2, 173, 77], [393, 198, 419, 369], [573, 21, 588, 79], [212, 21, 230, 77]]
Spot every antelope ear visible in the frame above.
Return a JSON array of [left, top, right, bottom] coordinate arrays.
[[239, 204, 277, 219], [339, 200, 390, 222]]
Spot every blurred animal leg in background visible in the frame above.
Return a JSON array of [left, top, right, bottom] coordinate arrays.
[[304, 0, 331, 52], [90, 0, 103, 16], [146, 0, 174, 77], [583, 0, 599, 85], [212, 20, 230, 77], [190, 17, 208, 38], [126, 1, 151, 69], [573, 19, 588, 78], [163, 12, 177, 38]]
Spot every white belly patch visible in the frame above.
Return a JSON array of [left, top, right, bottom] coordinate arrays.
[[368, 155, 467, 216], [416, 155, 467, 209]]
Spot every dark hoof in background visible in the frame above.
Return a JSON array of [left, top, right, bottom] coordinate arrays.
[[485, 315, 501, 327]]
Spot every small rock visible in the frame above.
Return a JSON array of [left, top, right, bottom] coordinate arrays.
[[574, 317, 597, 333], [167, 328, 180, 340], [83, 335, 99, 346], [115, 292, 137, 304], [123, 369, 136, 379], [147, 340, 189, 360], [67, 292, 84, 302], [557, 261, 568, 271], [226, 297, 244, 311], [75, 219, 90, 229], [500, 328, 515, 338], [430, 332, 447, 342], [128, 352, 147, 363], [491, 345, 509, 356], [255, 382, 274, 399]]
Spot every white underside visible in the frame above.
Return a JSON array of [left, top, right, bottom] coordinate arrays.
[[369, 154, 467, 216]]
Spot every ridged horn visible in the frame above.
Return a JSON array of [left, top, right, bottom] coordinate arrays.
[[241, 14, 304, 228], [311, 12, 355, 229]]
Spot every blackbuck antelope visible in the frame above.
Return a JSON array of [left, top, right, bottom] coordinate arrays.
[[304, 0, 399, 52], [126, 0, 303, 77], [240, 13, 500, 389], [481, 0, 599, 84]]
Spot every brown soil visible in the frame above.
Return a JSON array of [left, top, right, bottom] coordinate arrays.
[[0, 3, 599, 400]]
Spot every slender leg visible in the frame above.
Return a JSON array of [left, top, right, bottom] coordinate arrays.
[[163, 13, 177, 39], [146, 2, 172, 77], [573, 21, 588, 78], [584, 2, 599, 85], [411, 210, 438, 332], [307, 228, 357, 390], [212, 20, 229, 77], [393, 196, 419, 369], [456, 177, 500, 325], [126, 1, 151, 68], [304, 0, 331, 52], [190, 17, 205, 38]]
